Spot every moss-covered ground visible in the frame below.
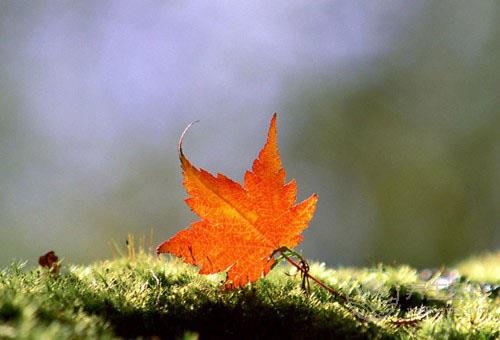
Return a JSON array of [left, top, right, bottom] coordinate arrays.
[[0, 245, 498, 339]]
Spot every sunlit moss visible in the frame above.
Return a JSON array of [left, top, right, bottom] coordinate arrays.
[[0, 253, 498, 339], [457, 251, 500, 284]]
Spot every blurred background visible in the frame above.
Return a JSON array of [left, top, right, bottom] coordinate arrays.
[[1, 1, 498, 268]]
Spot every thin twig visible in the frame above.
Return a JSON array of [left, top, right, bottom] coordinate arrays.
[[280, 251, 347, 302], [278, 248, 434, 326]]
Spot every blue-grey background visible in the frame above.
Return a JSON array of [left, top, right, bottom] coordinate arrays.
[[1, 1, 499, 268]]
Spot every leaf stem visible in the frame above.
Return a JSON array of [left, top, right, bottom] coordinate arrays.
[[278, 248, 435, 326], [279, 249, 346, 302]]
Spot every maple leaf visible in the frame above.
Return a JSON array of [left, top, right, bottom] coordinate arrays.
[[157, 113, 318, 288]]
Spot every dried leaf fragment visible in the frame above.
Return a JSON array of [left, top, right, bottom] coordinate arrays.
[[38, 250, 60, 274]]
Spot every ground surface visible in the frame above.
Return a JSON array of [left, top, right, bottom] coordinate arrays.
[[0, 247, 498, 339]]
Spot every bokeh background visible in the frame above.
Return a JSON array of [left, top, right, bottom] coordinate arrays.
[[1, 1, 499, 268]]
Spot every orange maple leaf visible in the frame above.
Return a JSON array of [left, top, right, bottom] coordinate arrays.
[[157, 113, 318, 288]]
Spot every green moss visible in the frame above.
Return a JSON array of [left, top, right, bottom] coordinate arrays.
[[0, 251, 498, 339], [457, 252, 500, 284]]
